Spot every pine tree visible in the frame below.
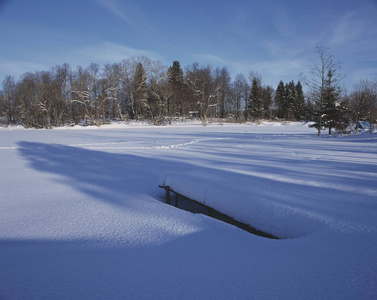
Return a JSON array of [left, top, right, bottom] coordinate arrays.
[[294, 81, 305, 120], [262, 85, 274, 120], [275, 80, 286, 119], [168, 61, 183, 85], [285, 81, 296, 120], [321, 70, 341, 134], [248, 77, 264, 121], [132, 62, 146, 121], [334, 99, 352, 134], [168, 61, 184, 121], [300, 48, 343, 136]]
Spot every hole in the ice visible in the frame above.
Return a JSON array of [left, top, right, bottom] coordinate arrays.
[[159, 185, 280, 239]]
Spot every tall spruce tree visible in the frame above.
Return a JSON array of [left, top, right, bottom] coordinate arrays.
[[168, 61, 184, 121], [132, 62, 146, 121], [275, 80, 286, 119], [294, 81, 305, 120], [248, 77, 264, 121], [321, 70, 342, 134], [285, 81, 296, 120], [262, 85, 274, 121], [300, 48, 343, 136]]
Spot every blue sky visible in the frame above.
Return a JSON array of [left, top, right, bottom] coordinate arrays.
[[1, 0, 377, 90]]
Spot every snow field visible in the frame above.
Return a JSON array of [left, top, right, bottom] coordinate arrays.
[[0, 121, 377, 299]]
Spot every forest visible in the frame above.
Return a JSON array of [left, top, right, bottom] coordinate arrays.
[[1, 49, 376, 135]]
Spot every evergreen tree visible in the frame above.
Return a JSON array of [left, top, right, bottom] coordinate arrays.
[[248, 77, 264, 121], [321, 70, 342, 134], [285, 81, 296, 120], [300, 48, 343, 136], [132, 62, 147, 121], [168, 61, 184, 121], [168, 61, 183, 85], [261, 85, 274, 120], [294, 81, 305, 120], [334, 99, 352, 134], [275, 80, 285, 119]]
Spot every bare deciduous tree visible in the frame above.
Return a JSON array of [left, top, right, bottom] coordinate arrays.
[[232, 73, 248, 120], [350, 79, 377, 134], [2, 75, 16, 124]]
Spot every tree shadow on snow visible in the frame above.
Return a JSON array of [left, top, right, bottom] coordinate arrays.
[[17, 140, 377, 219], [17, 141, 194, 207]]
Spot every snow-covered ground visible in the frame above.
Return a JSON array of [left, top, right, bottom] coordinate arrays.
[[1, 121, 376, 299]]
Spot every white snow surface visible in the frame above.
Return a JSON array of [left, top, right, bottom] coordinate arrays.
[[1, 121, 377, 299]]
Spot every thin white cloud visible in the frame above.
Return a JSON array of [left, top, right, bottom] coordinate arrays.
[[328, 12, 364, 49], [191, 54, 226, 64], [323, 3, 377, 55], [261, 40, 308, 59], [273, 8, 297, 39], [72, 41, 161, 63], [93, 0, 150, 27], [94, 0, 129, 22]]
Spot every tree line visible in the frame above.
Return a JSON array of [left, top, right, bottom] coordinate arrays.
[[1, 49, 376, 134]]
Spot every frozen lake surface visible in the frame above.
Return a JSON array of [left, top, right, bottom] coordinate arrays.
[[1, 121, 376, 299]]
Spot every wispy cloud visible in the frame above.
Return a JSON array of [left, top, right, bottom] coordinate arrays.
[[93, 0, 150, 27], [273, 8, 297, 39], [328, 12, 364, 49], [93, 0, 129, 22], [72, 41, 161, 63], [322, 2, 377, 56], [191, 54, 226, 64], [262, 40, 303, 59]]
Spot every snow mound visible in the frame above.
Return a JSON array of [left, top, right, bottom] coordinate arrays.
[[160, 171, 377, 238]]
